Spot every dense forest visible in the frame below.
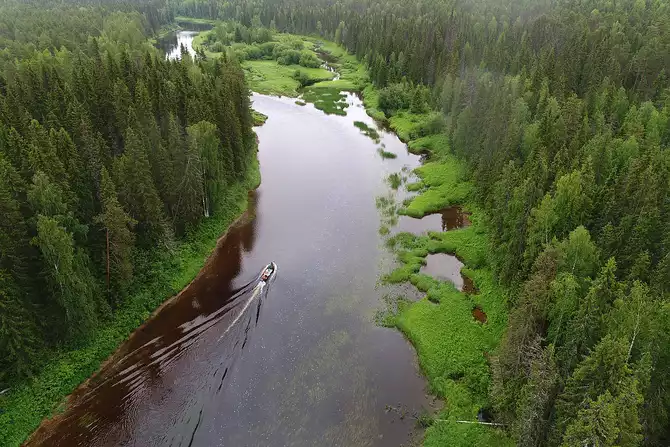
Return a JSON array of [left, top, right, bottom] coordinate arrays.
[[0, 0, 256, 391], [177, 0, 670, 445], [2, 0, 670, 445]]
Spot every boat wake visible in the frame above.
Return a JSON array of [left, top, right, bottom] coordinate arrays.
[[39, 268, 274, 446]]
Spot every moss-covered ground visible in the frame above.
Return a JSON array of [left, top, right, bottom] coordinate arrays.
[[242, 60, 333, 97]]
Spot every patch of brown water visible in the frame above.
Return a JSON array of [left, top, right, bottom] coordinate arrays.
[[462, 275, 478, 295], [395, 206, 470, 235], [472, 306, 488, 324]]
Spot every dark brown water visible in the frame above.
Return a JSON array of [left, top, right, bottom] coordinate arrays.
[[462, 275, 478, 295], [28, 84, 432, 445], [395, 206, 470, 235], [472, 306, 488, 324]]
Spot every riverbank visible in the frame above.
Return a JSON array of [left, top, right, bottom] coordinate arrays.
[[191, 28, 335, 96], [369, 103, 513, 444], [188, 21, 367, 113], [0, 150, 260, 447]]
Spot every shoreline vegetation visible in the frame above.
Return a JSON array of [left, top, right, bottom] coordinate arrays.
[[369, 92, 513, 444]]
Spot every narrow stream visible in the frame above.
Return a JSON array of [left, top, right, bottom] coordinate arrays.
[[27, 32, 434, 446]]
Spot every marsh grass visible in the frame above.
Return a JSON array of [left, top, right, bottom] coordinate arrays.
[[243, 60, 333, 97], [387, 172, 402, 190], [377, 147, 398, 159], [301, 86, 348, 115], [252, 110, 268, 126], [353, 121, 381, 142], [369, 99, 512, 443]]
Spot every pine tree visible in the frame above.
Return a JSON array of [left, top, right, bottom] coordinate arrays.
[[32, 215, 99, 337], [187, 121, 224, 216], [556, 258, 618, 374], [0, 270, 40, 383], [513, 343, 560, 445], [552, 336, 643, 446], [94, 167, 136, 304], [113, 127, 166, 247], [173, 129, 205, 233], [0, 155, 28, 277]]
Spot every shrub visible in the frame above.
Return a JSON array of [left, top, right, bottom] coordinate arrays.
[[299, 51, 322, 68], [276, 49, 301, 65], [378, 83, 412, 116], [292, 69, 311, 87]]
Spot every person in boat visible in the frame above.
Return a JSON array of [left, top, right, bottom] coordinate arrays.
[[261, 264, 275, 281]]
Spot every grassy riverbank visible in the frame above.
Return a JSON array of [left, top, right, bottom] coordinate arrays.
[[187, 19, 368, 115], [366, 92, 513, 444], [383, 209, 512, 445], [0, 154, 260, 447], [190, 27, 335, 96]]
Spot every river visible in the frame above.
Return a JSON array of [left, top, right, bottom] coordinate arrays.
[[26, 31, 434, 446]]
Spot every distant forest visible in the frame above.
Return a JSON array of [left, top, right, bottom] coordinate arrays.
[[178, 0, 670, 445], [0, 0, 256, 389]]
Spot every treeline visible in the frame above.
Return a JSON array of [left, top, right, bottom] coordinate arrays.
[[0, 1, 255, 388], [0, 0, 172, 55], [176, 0, 670, 445]]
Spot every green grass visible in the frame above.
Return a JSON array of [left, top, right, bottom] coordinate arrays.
[[383, 213, 512, 446], [408, 134, 450, 158], [298, 41, 368, 115], [0, 154, 260, 447], [401, 156, 472, 218], [362, 84, 386, 122], [243, 60, 334, 97], [353, 121, 380, 142], [301, 86, 348, 115], [387, 111, 441, 142], [297, 38, 369, 115], [252, 110, 268, 126], [295, 100, 306, 106]]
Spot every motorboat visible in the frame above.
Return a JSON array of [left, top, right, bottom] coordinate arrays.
[[260, 262, 277, 282]]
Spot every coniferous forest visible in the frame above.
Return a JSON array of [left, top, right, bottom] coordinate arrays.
[[180, 0, 670, 445], [0, 0, 256, 391], [2, 0, 670, 445]]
